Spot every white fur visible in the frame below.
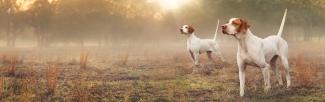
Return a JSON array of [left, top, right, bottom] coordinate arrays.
[[222, 9, 291, 97], [180, 21, 224, 65]]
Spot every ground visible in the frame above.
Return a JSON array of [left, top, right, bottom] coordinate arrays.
[[0, 42, 324, 102]]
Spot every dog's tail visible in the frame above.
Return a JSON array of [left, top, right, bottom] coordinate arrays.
[[277, 9, 287, 37], [213, 19, 220, 40]]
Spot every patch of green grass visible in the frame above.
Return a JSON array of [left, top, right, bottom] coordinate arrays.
[[173, 77, 225, 91]]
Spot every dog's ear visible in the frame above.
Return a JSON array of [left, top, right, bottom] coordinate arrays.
[[238, 19, 250, 33], [188, 26, 195, 34]]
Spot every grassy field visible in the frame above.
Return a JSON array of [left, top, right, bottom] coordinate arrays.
[[0, 42, 324, 102]]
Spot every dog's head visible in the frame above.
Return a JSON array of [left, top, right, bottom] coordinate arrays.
[[221, 18, 250, 35], [180, 25, 195, 35]]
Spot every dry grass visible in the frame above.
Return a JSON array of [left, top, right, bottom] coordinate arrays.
[[149, 68, 177, 80], [294, 53, 320, 87], [80, 53, 89, 69], [70, 78, 91, 102], [2, 55, 18, 76], [46, 64, 58, 95], [0, 67, 39, 101], [117, 53, 129, 66], [0, 77, 4, 98], [20, 76, 37, 101], [0, 44, 323, 101]]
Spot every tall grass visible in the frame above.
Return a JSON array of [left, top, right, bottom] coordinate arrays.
[[21, 76, 37, 101], [117, 53, 129, 65], [0, 77, 4, 99], [2, 54, 18, 76], [46, 64, 58, 95], [8, 55, 17, 76], [80, 53, 89, 69], [295, 53, 320, 87], [70, 79, 90, 102]]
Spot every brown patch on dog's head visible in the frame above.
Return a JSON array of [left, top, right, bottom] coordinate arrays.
[[233, 18, 250, 33], [188, 25, 195, 34]]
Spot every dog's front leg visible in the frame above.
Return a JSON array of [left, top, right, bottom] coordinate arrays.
[[193, 52, 200, 66], [189, 50, 195, 63], [237, 59, 246, 97]]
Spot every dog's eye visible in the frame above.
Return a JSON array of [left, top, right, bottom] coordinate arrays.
[[231, 21, 236, 25], [185, 27, 188, 28], [233, 23, 239, 27]]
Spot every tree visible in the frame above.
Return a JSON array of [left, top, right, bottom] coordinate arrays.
[[27, 0, 54, 47], [0, 0, 28, 47]]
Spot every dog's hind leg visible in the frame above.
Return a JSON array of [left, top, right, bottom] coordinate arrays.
[[261, 63, 271, 92], [206, 51, 214, 64], [280, 55, 291, 88], [212, 49, 225, 62], [279, 44, 291, 88], [217, 51, 225, 62], [270, 55, 284, 86], [212, 45, 225, 62]]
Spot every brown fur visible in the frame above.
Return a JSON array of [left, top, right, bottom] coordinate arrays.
[[188, 26, 195, 34], [238, 19, 250, 33], [233, 19, 250, 34], [233, 19, 242, 25]]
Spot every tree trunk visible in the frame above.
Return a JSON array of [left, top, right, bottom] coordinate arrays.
[[43, 31, 50, 47], [36, 27, 43, 47], [6, 17, 15, 47]]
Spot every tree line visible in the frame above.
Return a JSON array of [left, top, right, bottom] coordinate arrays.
[[0, 0, 324, 47]]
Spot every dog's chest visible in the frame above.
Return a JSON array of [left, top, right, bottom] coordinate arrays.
[[239, 49, 261, 67], [187, 38, 200, 50], [240, 51, 253, 62]]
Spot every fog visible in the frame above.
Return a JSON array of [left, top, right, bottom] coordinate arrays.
[[0, 0, 325, 48]]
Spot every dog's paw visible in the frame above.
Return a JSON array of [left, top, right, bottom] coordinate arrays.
[[191, 67, 200, 74], [264, 86, 271, 93], [194, 64, 202, 68]]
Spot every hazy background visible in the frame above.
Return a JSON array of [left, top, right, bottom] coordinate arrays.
[[0, 0, 324, 48]]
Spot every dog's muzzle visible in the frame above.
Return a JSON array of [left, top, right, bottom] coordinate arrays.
[[180, 29, 184, 34], [222, 30, 227, 34], [221, 25, 228, 34]]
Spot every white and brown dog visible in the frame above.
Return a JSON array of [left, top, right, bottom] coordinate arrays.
[[180, 20, 224, 66], [221, 9, 291, 97]]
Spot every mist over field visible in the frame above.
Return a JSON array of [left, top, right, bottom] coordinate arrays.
[[0, 0, 325, 48], [0, 0, 324, 101]]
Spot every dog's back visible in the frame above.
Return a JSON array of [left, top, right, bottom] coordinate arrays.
[[198, 39, 219, 52], [262, 35, 288, 61]]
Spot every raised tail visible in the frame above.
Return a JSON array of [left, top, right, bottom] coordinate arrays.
[[213, 19, 220, 40], [277, 9, 287, 37]]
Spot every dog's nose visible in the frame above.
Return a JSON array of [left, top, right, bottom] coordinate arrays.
[[180, 29, 183, 32], [221, 25, 227, 29]]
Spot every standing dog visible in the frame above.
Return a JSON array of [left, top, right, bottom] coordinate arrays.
[[180, 20, 224, 66], [221, 9, 291, 97]]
